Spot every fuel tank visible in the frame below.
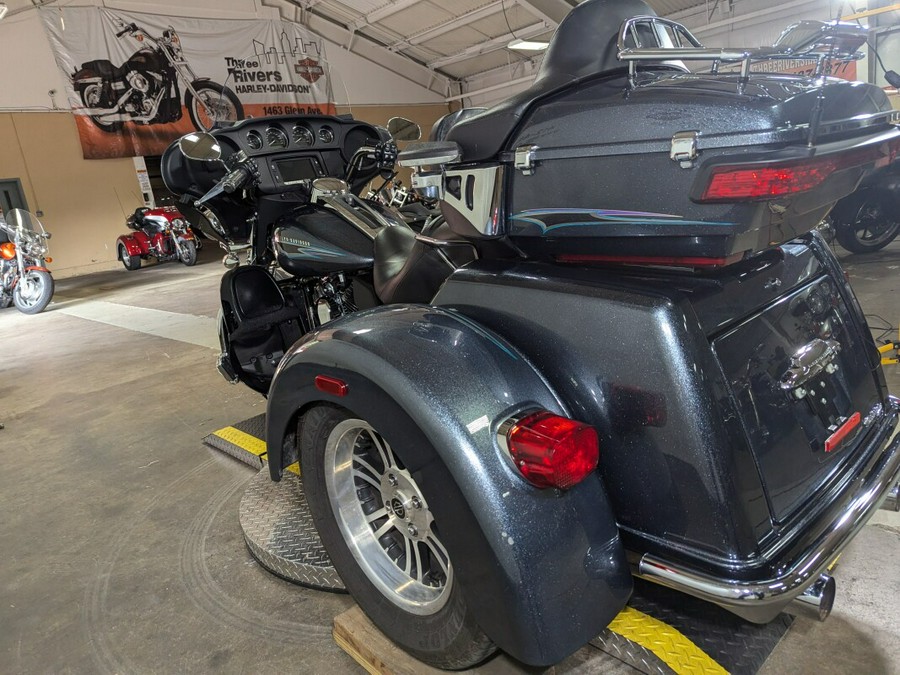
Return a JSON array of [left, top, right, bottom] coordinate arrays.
[[272, 208, 374, 277]]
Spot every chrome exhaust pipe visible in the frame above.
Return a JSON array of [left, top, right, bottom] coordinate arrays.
[[789, 572, 835, 621]]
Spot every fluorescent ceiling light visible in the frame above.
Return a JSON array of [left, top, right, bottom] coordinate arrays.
[[508, 38, 549, 51], [0, 4, 8, 21]]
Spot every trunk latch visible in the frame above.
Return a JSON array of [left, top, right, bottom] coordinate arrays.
[[670, 131, 699, 168], [781, 338, 841, 398], [514, 145, 539, 175]]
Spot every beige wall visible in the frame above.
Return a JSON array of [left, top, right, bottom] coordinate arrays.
[[0, 103, 450, 279], [0, 112, 143, 278]]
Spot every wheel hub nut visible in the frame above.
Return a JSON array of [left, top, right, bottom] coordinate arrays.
[[411, 496, 422, 510], [387, 473, 398, 487], [407, 523, 418, 537]]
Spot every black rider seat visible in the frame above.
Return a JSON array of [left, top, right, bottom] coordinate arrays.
[[373, 224, 475, 305], [445, 0, 658, 163]]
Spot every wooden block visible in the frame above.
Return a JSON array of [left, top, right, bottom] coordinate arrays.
[[333, 605, 452, 675], [332, 604, 634, 674]]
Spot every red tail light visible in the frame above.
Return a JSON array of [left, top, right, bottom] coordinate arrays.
[[699, 138, 900, 203], [556, 252, 744, 268], [505, 411, 599, 490], [702, 160, 835, 201]]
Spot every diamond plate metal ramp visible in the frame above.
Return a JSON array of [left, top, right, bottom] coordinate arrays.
[[239, 468, 345, 592], [203, 413, 268, 469]]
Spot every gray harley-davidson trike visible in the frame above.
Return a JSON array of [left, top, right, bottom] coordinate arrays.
[[162, 0, 900, 668]]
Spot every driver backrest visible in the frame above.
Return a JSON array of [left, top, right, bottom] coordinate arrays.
[[532, 0, 656, 91]]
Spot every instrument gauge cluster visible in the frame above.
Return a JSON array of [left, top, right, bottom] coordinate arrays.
[[292, 123, 314, 147], [266, 126, 289, 149], [318, 126, 335, 144], [246, 130, 263, 150]]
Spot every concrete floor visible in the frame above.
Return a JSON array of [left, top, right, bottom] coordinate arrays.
[[1, 240, 898, 674]]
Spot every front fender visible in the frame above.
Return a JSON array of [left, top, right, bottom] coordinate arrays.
[[266, 304, 631, 666]]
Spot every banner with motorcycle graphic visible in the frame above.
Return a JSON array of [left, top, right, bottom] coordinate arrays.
[[41, 7, 335, 159]]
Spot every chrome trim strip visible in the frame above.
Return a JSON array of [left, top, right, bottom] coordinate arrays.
[[638, 396, 900, 616]]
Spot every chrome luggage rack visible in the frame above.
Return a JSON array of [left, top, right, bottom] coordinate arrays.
[[617, 16, 868, 82]]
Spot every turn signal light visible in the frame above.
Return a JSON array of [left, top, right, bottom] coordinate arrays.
[[506, 411, 599, 490]]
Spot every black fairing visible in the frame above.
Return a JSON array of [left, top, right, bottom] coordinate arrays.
[[273, 208, 374, 277], [433, 236, 890, 577]]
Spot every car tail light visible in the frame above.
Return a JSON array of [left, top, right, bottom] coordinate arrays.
[[504, 411, 599, 490]]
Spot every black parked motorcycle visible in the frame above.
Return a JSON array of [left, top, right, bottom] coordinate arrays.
[[162, 1, 900, 669], [830, 162, 900, 253], [72, 22, 243, 133]]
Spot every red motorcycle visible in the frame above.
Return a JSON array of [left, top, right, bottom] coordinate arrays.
[[117, 206, 198, 270]]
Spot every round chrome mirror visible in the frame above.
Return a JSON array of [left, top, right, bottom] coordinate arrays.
[[387, 117, 421, 142], [179, 132, 221, 161]]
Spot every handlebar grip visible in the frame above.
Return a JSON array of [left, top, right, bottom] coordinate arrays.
[[115, 23, 137, 37], [222, 167, 251, 194]]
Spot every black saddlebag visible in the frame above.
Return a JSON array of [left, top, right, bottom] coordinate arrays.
[[499, 72, 900, 263]]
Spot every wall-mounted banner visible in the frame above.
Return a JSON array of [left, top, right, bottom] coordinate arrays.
[[41, 7, 335, 159]]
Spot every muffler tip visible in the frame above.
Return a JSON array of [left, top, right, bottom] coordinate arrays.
[[792, 573, 836, 621]]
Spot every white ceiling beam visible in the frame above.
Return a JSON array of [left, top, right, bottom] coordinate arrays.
[[390, 0, 518, 51], [446, 74, 535, 101], [349, 0, 421, 31], [427, 21, 550, 69], [269, 0, 452, 95], [516, 0, 573, 25]]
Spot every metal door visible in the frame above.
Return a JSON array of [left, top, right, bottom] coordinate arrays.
[[0, 179, 27, 242]]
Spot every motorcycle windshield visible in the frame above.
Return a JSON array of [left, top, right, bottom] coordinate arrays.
[[8, 209, 43, 234], [7, 209, 49, 250]]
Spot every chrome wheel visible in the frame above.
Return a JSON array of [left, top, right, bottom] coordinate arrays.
[[323, 419, 452, 615], [12, 270, 53, 314]]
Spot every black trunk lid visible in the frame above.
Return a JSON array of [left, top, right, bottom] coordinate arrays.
[[709, 244, 884, 522]]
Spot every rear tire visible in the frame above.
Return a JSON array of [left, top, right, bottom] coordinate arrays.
[[13, 270, 54, 314], [120, 244, 141, 271], [300, 405, 496, 670], [179, 240, 197, 266], [833, 193, 900, 253]]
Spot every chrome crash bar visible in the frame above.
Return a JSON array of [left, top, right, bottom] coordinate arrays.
[[637, 396, 900, 623]]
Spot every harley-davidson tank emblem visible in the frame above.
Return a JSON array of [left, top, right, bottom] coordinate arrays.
[[295, 58, 324, 84]]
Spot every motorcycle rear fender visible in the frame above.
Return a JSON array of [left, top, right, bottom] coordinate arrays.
[[117, 233, 145, 257], [266, 305, 632, 667]]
